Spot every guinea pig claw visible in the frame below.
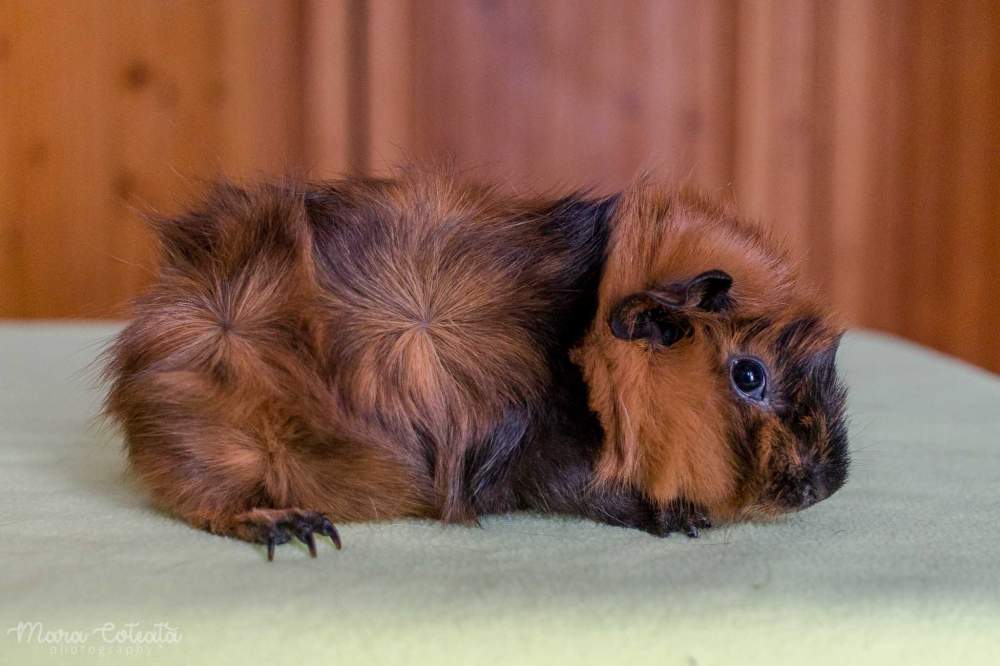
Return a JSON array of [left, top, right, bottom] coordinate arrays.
[[289, 516, 331, 558], [645, 509, 672, 537], [319, 519, 342, 550], [237, 509, 340, 561], [296, 530, 318, 558], [648, 499, 712, 539]]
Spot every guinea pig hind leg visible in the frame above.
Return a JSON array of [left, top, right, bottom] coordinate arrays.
[[217, 509, 341, 561], [110, 369, 355, 561], [126, 424, 347, 562]]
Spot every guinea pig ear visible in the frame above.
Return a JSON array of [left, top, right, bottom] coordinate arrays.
[[608, 293, 692, 346], [659, 269, 733, 312]]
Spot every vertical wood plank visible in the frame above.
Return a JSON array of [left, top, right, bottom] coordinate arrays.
[[0, 0, 19, 314], [805, 0, 838, 297], [863, 0, 911, 333], [645, 1, 705, 189], [218, 0, 304, 179], [733, 0, 773, 221], [828, 0, 878, 325], [410, 0, 487, 176], [301, 0, 353, 177], [366, 0, 414, 174], [985, 11, 1000, 373], [901, 0, 956, 351], [693, 0, 738, 194], [949, 0, 997, 361], [765, 0, 816, 267]]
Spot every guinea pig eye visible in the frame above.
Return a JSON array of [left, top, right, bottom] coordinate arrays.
[[730, 357, 767, 401]]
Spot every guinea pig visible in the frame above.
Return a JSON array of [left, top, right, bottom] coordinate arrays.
[[103, 169, 849, 559]]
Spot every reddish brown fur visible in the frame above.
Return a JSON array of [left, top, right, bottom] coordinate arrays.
[[105, 183, 428, 540], [103, 172, 604, 545], [573, 182, 847, 522], [104, 172, 849, 552]]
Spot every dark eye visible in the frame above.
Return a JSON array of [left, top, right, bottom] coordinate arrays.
[[731, 358, 767, 401]]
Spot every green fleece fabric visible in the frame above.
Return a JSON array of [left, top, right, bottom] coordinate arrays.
[[0, 323, 997, 665]]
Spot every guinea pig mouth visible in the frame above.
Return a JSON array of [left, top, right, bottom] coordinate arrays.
[[791, 480, 824, 510], [772, 466, 844, 511]]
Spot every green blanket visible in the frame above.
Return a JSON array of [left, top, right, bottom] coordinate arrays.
[[1, 324, 997, 665]]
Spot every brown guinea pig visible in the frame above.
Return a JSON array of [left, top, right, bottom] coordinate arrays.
[[571, 182, 849, 530], [103, 169, 848, 560]]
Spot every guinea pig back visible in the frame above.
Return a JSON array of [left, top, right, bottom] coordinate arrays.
[[102, 172, 625, 555]]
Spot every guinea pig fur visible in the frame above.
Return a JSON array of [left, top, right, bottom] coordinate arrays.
[[574, 183, 849, 524], [103, 170, 849, 558]]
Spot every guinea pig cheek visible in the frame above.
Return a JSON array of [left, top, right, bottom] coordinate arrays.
[[720, 418, 800, 520], [752, 429, 830, 514], [640, 359, 739, 516]]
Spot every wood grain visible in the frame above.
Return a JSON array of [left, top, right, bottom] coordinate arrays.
[[366, 0, 413, 174], [1, 0, 998, 373], [301, 0, 353, 178]]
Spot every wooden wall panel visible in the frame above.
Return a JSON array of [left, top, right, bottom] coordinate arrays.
[[0, 1, 13, 316], [366, 0, 414, 174], [902, 0, 954, 358], [2, 0, 117, 318], [403, 0, 1000, 373], [950, 0, 997, 365], [827, 0, 879, 327], [0, 0, 310, 318], [1, 0, 998, 374], [301, 0, 354, 176], [217, 0, 305, 178], [984, 10, 1000, 374]]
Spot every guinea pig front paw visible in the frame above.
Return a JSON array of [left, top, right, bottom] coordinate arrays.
[[646, 499, 712, 538]]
